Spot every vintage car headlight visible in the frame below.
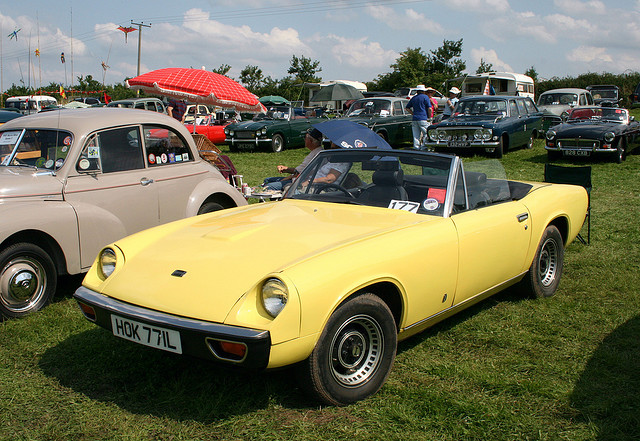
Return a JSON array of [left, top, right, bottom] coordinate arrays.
[[482, 129, 492, 140], [261, 127, 268, 135], [604, 132, 615, 143], [99, 248, 117, 279], [474, 129, 483, 140], [428, 130, 438, 141], [228, 129, 235, 137], [262, 278, 288, 317], [546, 130, 557, 140], [437, 131, 449, 141]]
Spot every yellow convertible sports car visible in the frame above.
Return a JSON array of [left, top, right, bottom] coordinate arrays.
[[74, 149, 588, 405]]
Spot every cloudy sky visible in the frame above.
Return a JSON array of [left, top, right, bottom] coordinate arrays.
[[1, 0, 639, 92]]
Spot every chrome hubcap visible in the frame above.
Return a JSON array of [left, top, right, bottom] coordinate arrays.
[[538, 238, 558, 287], [330, 315, 383, 387], [0, 257, 46, 313]]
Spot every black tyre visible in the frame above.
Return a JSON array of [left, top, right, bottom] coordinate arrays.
[[0, 243, 57, 320], [271, 134, 285, 153], [197, 201, 225, 215], [495, 137, 505, 158], [525, 133, 534, 149], [522, 225, 564, 298], [297, 293, 397, 406]]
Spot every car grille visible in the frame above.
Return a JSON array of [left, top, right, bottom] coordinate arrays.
[[436, 128, 477, 141], [557, 139, 600, 149], [235, 131, 256, 139]]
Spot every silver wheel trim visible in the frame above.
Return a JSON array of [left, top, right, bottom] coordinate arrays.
[[329, 314, 384, 387], [0, 257, 47, 313], [538, 238, 559, 287], [272, 135, 283, 151]]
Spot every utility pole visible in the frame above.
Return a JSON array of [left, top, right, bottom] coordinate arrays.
[[131, 20, 151, 96]]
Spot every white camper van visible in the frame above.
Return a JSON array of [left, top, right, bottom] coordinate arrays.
[[5, 95, 59, 114], [451, 72, 535, 99]]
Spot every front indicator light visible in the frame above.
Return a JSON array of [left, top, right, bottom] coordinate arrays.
[[262, 278, 288, 317], [99, 248, 117, 279], [78, 302, 96, 321]]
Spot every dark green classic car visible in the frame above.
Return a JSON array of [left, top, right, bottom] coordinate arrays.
[[224, 106, 327, 152], [344, 97, 413, 147]]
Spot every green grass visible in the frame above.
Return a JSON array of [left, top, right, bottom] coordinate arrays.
[[2, 118, 640, 440]]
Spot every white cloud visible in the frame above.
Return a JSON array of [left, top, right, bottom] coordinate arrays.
[[553, 0, 606, 15], [446, 0, 510, 14], [366, 5, 445, 33], [327, 35, 398, 69], [470, 47, 513, 72], [566, 45, 612, 63]]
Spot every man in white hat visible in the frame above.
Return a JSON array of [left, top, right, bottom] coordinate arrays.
[[406, 84, 434, 149], [442, 87, 461, 120]]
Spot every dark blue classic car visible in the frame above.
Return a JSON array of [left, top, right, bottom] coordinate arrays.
[[224, 106, 327, 152], [344, 97, 412, 147], [545, 106, 640, 163], [425, 96, 542, 158]]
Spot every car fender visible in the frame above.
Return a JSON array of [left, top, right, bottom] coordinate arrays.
[[0, 201, 81, 274], [185, 177, 247, 216]]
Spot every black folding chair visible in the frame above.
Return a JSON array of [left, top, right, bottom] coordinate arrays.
[[544, 163, 592, 244]]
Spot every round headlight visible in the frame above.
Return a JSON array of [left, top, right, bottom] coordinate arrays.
[[546, 130, 556, 141], [229, 130, 235, 137], [261, 127, 267, 135], [99, 248, 117, 279], [474, 129, 483, 140], [428, 130, 438, 141], [483, 129, 492, 140], [438, 131, 447, 141], [262, 278, 288, 318], [604, 132, 615, 143]]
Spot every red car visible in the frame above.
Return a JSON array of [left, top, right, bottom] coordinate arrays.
[[184, 115, 232, 145]]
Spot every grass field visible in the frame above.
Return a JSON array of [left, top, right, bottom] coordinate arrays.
[[1, 117, 639, 440]]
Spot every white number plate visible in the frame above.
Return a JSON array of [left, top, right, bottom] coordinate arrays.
[[564, 150, 590, 156], [111, 314, 182, 354], [448, 141, 470, 147]]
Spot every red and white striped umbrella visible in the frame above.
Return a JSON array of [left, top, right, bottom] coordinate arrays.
[[126, 67, 266, 113]]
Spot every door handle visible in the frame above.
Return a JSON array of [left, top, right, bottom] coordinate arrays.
[[517, 212, 529, 222], [140, 177, 154, 186]]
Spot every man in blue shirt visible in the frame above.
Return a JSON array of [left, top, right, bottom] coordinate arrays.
[[406, 85, 434, 150]]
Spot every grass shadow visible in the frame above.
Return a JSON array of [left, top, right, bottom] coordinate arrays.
[[570, 314, 640, 441], [39, 328, 312, 423]]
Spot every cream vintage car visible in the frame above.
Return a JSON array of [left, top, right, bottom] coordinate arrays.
[[0, 108, 246, 319], [74, 148, 588, 405]]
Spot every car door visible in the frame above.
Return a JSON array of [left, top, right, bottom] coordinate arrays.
[[64, 125, 159, 268], [141, 124, 209, 222], [509, 99, 526, 147], [450, 172, 532, 305]]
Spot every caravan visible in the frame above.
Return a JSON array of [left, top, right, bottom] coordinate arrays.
[[451, 72, 535, 99], [5, 95, 59, 114]]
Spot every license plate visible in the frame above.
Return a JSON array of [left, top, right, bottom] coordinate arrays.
[[564, 150, 590, 157], [448, 141, 470, 147], [111, 314, 182, 354], [237, 143, 254, 150]]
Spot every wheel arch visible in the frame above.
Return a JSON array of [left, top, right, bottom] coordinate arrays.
[[1, 230, 68, 276], [547, 215, 569, 247], [199, 192, 238, 211], [335, 280, 404, 330]]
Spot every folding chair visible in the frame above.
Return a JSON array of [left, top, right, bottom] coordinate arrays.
[[544, 163, 592, 244]]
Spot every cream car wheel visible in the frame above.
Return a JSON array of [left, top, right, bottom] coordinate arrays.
[[0, 243, 57, 320]]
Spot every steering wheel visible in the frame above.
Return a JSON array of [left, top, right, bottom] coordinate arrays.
[[313, 183, 355, 198]]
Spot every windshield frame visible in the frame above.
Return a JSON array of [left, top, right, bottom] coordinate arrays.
[[0, 127, 74, 170]]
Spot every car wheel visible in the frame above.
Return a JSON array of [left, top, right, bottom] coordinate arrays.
[[271, 134, 285, 153], [297, 293, 397, 406], [197, 201, 225, 215], [525, 133, 534, 149], [495, 137, 505, 158], [522, 225, 564, 298], [615, 146, 624, 164], [0, 243, 57, 320]]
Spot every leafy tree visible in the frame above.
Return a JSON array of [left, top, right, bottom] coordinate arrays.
[[239, 65, 264, 92], [287, 55, 322, 84], [371, 39, 466, 92], [476, 58, 493, 74], [524, 66, 538, 83], [212, 64, 232, 76]]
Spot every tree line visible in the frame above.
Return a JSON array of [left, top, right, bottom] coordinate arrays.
[[2, 38, 639, 106]]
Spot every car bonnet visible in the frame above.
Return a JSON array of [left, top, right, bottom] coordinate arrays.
[[97, 199, 429, 323], [0, 166, 64, 200]]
